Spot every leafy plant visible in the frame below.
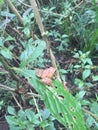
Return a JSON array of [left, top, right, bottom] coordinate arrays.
[[15, 67, 87, 130], [0, 0, 98, 130], [6, 106, 56, 130], [20, 39, 46, 68], [6, 106, 41, 130]]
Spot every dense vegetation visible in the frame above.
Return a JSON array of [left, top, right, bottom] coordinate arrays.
[[0, 0, 98, 130]]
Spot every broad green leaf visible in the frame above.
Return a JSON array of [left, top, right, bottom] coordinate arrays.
[[86, 115, 98, 128], [23, 15, 30, 25], [0, 48, 12, 59], [25, 109, 35, 121], [40, 120, 50, 128], [23, 27, 30, 38], [41, 109, 50, 120], [7, 106, 16, 115], [91, 102, 98, 115], [75, 78, 84, 88], [92, 75, 98, 81], [74, 65, 81, 69], [76, 91, 86, 100], [0, 0, 3, 5], [17, 68, 87, 130], [18, 110, 25, 120], [30, 79, 86, 130], [14, 68, 36, 78], [0, 0, 3, 3], [5, 116, 17, 125], [20, 39, 46, 68], [82, 69, 91, 80]]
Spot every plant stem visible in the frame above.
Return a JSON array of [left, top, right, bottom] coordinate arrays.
[[29, 0, 61, 82], [6, 0, 23, 24]]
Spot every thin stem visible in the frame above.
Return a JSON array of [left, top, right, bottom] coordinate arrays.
[[6, 0, 23, 24], [0, 84, 15, 91], [12, 93, 23, 110]]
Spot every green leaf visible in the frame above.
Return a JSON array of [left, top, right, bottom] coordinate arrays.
[[0, 0, 3, 4], [25, 109, 35, 121], [92, 75, 98, 81], [14, 68, 36, 78], [18, 110, 25, 120], [7, 106, 16, 115], [31, 79, 87, 130], [41, 109, 50, 120], [23, 27, 30, 38], [76, 91, 86, 100], [0, 48, 12, 59], [20, 39, 46, 68], [86, 116, 98, 128], [82, 69, 91, 80], [5, 116, 17, 125], [75, 78, 84, 88], [16, 68, 87, 130], [91, 102, 98, 115], [16, 68, 86, 130], [74, 65, 81, 69], [45, 122, 56, 130]]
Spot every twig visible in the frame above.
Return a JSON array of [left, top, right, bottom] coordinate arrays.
[[0, 55, 21, 82], [50, 49, 61, 82], [30, 89, 44, 129], [0, 67, 8, 74], [0, 83, 41, 99], [27, 92, 41, 98], [29, 0, 50, 53], [73, 0, 84, 10], [0, 83, 15, 91], [11, 92, 23, 110], [17, 0, 68, 18], [6, 0, 23, 24]]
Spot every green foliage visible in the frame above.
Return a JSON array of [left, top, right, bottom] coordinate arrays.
[[20, 39, 46, 68], [73, 51, 93, 81], [86, 115, 98, 130], [6, 106, 56, 130], [16, 68, 86, 130], [0, 0, 98, 130], [23, 12, 34, 38], [86, 101, 98, 130], [0, 0, 3, 6], [0, 36, 14, 59], [6, 107, 41, 130]]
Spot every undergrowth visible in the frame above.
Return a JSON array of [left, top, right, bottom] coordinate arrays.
[[0, 0, 98, 130]]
